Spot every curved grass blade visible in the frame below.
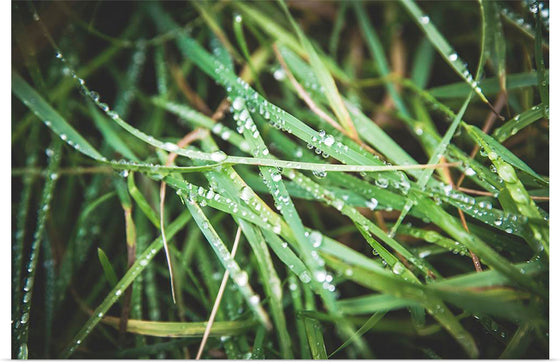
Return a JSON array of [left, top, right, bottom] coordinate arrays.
[[329, 311, 386, 358]]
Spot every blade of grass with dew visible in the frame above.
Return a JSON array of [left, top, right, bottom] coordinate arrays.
[[196, 225, 243, 359], [88, 102, 139, 161], [12, 124, 39, 329], [465, 124, 547, 185], [287, 274, 312, 358], [210, 32, 235, 74], [60, 211, 191, 358], [97, 248, 119, 288], [13, 71, 104, 161], [15, 139, 62, 359], [238, 220, 293, 358], [492, 103, 546, 142], [429, 70, 546, 99], [413, 192, 546, 296], [185, 200, 271, 329], [465, 125, 549, 255], [421, 186, 532, 239], [399, 0, 491, 106], [12, 14, 142, 143], [395, 224, 469, 257], [42, 237, 56, 358], [303, 318, 328, 359]]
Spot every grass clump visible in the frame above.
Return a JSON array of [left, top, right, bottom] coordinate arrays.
[[12, 0, 548, 359]]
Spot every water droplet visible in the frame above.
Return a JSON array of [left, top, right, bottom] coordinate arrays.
[[299, 271, 311, 283], [323, 135, 334, 147], [273, 69, 286, 81], [237, 271, 248, 286], [232, 97, 245, 110], [464, 167, 476, 176], [89, 91, 100, 102], [497, 164, 516, 183], [210, 151, 227, 162], [420, 15, 430, 24], [249, 294, 260, 305], [448, 53, 458, 62], [115, 289, 122, 296], [309, 231, 323, 248], [366, 198, 378, 210], [314, 270, 327, 282], [163, 142, 179, 151], [392, 262, 405, 275]]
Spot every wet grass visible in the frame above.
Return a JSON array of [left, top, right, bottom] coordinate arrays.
[[12, 0, 548, 359]]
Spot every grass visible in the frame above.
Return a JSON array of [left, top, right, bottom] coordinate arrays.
[[12, 0, 548, 359]]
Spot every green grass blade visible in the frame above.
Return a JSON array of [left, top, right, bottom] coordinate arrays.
[[97, 248, 119, 288], [303, 318, 328, 359], [12, 71, 104, 160], [15, 139, 62, 359]]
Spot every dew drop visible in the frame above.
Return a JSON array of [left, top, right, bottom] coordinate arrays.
[[210, 151, 227, 162], [273, 69, 286, 81], [232, 97, 245, 110]]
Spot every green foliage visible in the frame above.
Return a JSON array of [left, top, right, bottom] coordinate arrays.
[[12, 0, 548, 359]]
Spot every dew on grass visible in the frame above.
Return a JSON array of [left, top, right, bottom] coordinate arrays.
[[448, 53, 458, 62], [392, 262, 405, 275], [299, 271, 312, 283], [309, 231, 323, 248], [210, 151, 227, 162], [273, 69, 286, 81], [366, 197, 378, 210]]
